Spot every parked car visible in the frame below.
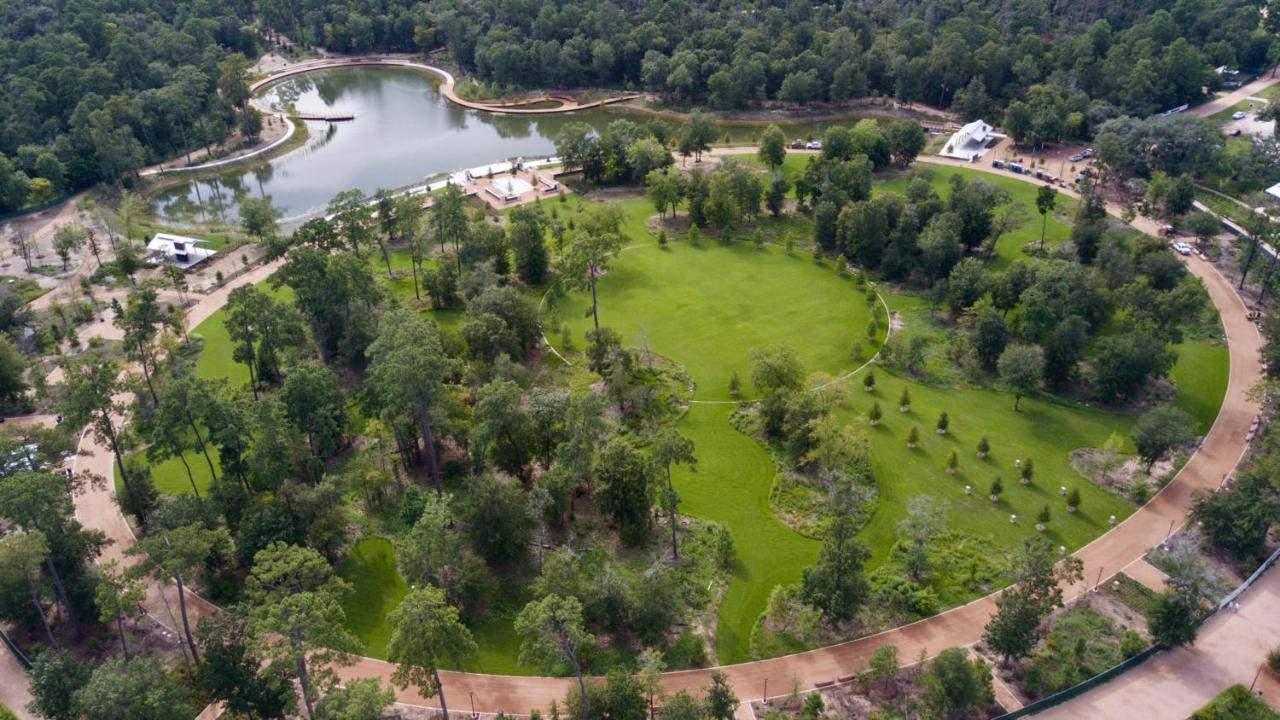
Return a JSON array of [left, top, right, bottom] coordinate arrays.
[[1171, 241, 1193, 256], [1069, 153, 1084, 162], [789, 139, 806, 149], [1008, 162, 1025, 174], [805, 140, 823, 150], [1232, 111, 1248, 120], [991, 159, 1006, 169], [1082, 147, 1095, 157]]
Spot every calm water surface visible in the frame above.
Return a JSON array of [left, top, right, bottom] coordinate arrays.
[[150, 65, 858, 227], [150, 66, 616, 226]]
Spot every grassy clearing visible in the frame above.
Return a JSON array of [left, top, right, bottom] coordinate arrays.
[[337, 537, 409, 658], [157, 171, 1231, 672], [674, 403, 819, 663], [1208, 99, 1255, 122], [829, 368, 1136, 570], [2, 276, 49, 304], [546, 240, 885, 401], [1171, 340, 1230, 434]]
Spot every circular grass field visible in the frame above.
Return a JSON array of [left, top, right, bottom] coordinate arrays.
[[546, 240, 887, 401]]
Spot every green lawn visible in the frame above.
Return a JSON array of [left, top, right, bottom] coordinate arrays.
[[1171, 340, 1230, 434], [337, 537, 409, 658], [829, 369, 1136, 571], [674, 403, 819, 663], [337, 536, 536, 674], [546, 240, 886, 401], [150, 173, 1231, 672], [1194, 684, 1279, 719], [121, 281, 293, 496], [1208, 99, 1255, 122]]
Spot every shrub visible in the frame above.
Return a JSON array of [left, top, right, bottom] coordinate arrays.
[[1066, 487, 1081, 512], [899, 387, 911, 411], [1020, 458, 1034, 485], [977, 436, 989, 458], [936, 411, 949, 434], [1121, 630, 1147, 658], [907, 426, 920, 448], [946, 450, 958, 474], [989, 477, 1003, 500], [863, 371, 876, 391], [1268, 646, 1280, 675], [869, 402, 883, 425], [657, 229, 668, 247]]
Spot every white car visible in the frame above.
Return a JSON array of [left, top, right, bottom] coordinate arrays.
[[1171, 241, 1193, 256], [805, 140, 823, 150], [1232, 111, 1248, 120]]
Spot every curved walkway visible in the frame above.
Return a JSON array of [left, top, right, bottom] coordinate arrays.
[[139, 116, 296, 177], [248, 55, 643, 115], [55, 153, 1263, 716]]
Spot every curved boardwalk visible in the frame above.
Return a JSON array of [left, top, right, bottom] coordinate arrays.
[[248, 56, 643, 115], [52, 151, 1263, 716]]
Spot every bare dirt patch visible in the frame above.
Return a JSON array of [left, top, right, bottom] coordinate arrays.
[[1071, 448, 1174, 502]]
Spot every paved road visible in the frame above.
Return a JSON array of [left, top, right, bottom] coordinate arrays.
[[1040, 563, 1280, 718], [1192, 73, 1279, 117]]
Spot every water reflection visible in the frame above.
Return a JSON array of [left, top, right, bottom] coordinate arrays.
[[150, 66, 618, 227], [150, 65, 860, 228]]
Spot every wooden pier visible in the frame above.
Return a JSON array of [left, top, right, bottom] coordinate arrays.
[[294, 113, 355, 122]]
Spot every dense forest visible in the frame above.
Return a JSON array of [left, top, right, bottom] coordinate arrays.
[[0, 0, 260, 211], [265, 0, 1279, 117]]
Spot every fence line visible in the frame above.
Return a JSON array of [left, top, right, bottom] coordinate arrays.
[[992, 542, 1280, 719], [0, 195, 72, 223], [0, 624, 31, 670]]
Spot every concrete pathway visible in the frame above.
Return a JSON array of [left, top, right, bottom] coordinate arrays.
[[1040, 564, 1280, 718]]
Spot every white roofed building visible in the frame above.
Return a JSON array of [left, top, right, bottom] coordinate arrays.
[[941, 119, 1000, 161], [145, 233, 216, 269]]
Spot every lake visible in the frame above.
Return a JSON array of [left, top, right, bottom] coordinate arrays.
[[148, 65, 859, 227], [148, 66, 617, 226]]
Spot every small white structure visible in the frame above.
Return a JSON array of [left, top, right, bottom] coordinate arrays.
[[1266, 181, 1280, 202], [486, 176, 533, 203], [941, 120, 998, 161], [146, 233, 215, 269]]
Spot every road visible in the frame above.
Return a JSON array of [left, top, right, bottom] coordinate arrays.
[[1191, 73, 1278, 117]]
